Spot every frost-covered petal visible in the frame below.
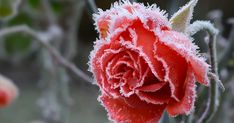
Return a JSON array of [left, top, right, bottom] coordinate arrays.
[[91, 41, 122, 97], [166, 67, 196, 116], [136, 82, 166, 92], [154, 40, 188, 101], [115, 20, 166, 80], [100, 94, 166, 123], [94, 1, 170, 40], [157, 31, 210, 86], [189, 58, 210, 86], [136, 83, 171, 104]]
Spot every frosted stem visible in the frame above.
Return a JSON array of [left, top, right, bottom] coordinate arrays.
[[187, 21, 219, 36], [188, 21, 222, 123]]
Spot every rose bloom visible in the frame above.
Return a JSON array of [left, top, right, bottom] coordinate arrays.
[[0, 75, 18, 107], [89, 1, 209, 123]]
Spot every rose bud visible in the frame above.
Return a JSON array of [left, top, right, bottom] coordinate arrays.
[[0, 75, 18, 107]]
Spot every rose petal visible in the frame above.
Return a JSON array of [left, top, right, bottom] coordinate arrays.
[[157, 31, 210, 86], [154, 41, 188, 101], [136, 83, 171, 104], [100, 94, 166, 123], [166, 67, 196, 116], [136, 82, 166, 92], [94, 1, 170, 40], [190, 58, 210, 86], [116, 20, 165, 81], [127, 55, 148, 89], [91, 42, 122, 97], [119, 71, 136, 97], [120, 83, 135, 97]]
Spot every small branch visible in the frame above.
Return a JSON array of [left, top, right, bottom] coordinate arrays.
[[208, 72, 225, 92], [41, 0, 57, 25], [0, 25, 93, 83], [197, 33, 218, 123], [206, 33, 218, 123]]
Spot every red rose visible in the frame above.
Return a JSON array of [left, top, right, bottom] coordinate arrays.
[[89, 1, 209, 123], [0, 75, 18, 107]]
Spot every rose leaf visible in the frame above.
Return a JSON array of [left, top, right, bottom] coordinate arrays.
[[169, 0, 198, 33]]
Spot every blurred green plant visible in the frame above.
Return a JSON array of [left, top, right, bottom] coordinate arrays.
[[0, 0, 20, 20]]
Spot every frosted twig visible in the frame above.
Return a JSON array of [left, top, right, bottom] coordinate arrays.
[[197, 33, 218, 123], [208, 72, 225, 92], [0, 25, 93, 83], [85, 0, 98, 13]]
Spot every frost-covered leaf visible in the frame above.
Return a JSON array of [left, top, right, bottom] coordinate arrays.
[[0, 0, 21, 20], [169, 0, 198, 32]]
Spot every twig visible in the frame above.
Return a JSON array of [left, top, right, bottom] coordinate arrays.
[[60, 0, 85, 60], [0, 25, 93, 83], [208, 72, 225, 92], [187, 21, 222, 123], [196, 33, 218, 123], [85, 0, 98, 13], [57, 1, 86, 123], [41, 0, 57, 25], [39, 1, 68, 123]]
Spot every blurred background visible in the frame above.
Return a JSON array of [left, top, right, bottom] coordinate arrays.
[[0, 0, 234, 123]]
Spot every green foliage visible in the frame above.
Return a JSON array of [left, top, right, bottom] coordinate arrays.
[[3, 13, 33, 55], [4, 34, 31, 54], [27, 0, 40, 9], [0, 0, 17, 20], [28, 0, 63, 15], [0, 6, 13, 18], [228, 59, 234, 67], [51, 1, 63, 14], [7, 13, 33, 26]]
